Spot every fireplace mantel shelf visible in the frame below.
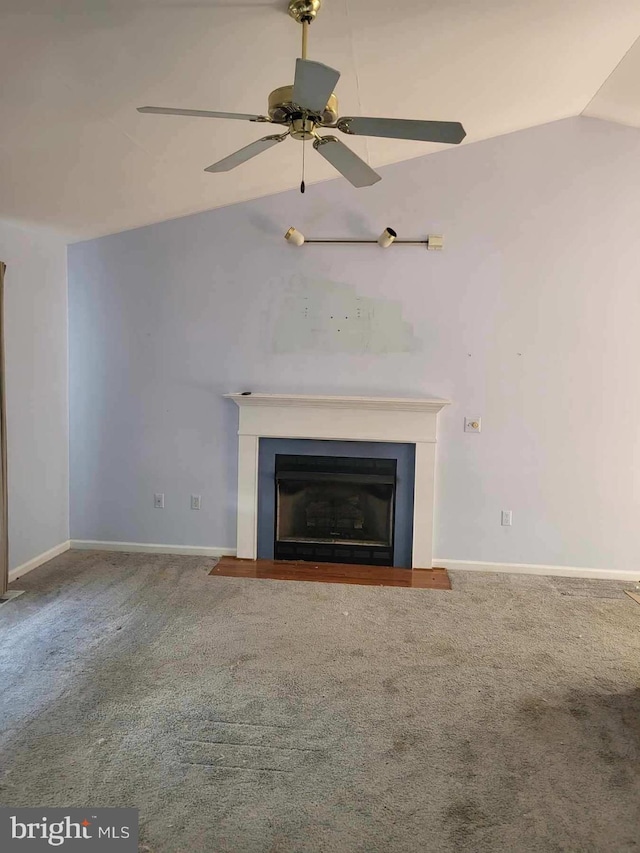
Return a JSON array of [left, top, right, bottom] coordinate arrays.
[[225, 393, 451, 415]]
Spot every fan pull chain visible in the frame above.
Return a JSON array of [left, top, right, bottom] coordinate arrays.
[[300, 16, 311, 193]]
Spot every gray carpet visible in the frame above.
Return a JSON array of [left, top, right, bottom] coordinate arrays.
[[1, 550, 639, 853]]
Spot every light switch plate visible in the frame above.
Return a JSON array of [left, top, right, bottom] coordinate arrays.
[[464, 417, 482, 433]]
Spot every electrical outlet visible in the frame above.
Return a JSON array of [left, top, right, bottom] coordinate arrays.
[[465, 417, 482, 433], [191, 495, 201, 511], [154, 493, 164, 509], [501, 510, 512, 527]]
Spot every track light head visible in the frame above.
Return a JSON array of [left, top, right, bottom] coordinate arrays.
[[284, 226, 305, 246], [377, 227, 397, 248]]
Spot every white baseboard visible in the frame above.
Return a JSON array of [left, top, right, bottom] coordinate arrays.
[[19, 543, 634, 583], [9, 540, 71, 583], [434, 558, 640, 582], [70, 540, 236, 558]]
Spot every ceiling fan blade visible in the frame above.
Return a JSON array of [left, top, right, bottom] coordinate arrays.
[[138, 106, 269, 122], [204, 134, 287, 173], [313, 136, 381, 188], [337, 117, 466, 144], [292, 59, 340, 113]]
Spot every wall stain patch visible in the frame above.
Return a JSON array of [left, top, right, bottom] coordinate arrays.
[[273, 275, 419, 354]]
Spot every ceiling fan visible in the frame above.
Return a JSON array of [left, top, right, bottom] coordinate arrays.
[[137, 0, 466, 189]]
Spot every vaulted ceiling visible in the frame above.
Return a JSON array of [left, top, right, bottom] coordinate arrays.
[[2, 0, 640, 240]]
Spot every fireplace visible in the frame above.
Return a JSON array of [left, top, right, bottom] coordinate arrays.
[[274, 454, 397, 565], [225, 393, 451, 569]]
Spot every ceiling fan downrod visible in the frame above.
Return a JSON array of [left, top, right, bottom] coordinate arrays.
[[289, 0, 322, 59]]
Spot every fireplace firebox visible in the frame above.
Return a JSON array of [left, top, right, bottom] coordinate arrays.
[[274, 454, 397, 565]]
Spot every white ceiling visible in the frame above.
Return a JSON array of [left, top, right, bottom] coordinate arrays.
[[1, 0, 640, 240]]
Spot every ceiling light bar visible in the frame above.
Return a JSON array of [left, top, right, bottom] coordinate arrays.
[[284, 228, 444, 250]]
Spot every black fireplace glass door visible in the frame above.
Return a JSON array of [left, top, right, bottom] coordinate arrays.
[[274, 455, 397, 565], [277, 480, 393, 546]]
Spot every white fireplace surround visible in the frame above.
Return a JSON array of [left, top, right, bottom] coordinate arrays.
[[225, 393, 450, 569]]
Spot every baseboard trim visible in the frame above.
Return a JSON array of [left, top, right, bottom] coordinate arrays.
[[434, 558, 640, 582], [70, 540, 236, 559], [9, 540, 71, 583], [26, 544, 634, 582]]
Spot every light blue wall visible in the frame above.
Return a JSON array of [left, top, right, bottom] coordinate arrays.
[[69, 117, 640, 572], [1, 220, 69, 570]]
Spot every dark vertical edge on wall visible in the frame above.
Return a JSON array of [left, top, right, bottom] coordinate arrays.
[[0, 262, 7, 596]]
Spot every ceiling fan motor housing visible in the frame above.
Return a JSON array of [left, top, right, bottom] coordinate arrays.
[[268, 85, 338, 136]]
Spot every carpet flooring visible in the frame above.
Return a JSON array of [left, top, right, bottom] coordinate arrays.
[[1, 550, 639, 853]]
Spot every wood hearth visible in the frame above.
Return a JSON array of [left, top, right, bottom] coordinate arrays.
[[210, 556, 451, 589]]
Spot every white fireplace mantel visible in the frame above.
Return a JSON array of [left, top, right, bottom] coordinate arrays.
[[225, 393, 450, 569]]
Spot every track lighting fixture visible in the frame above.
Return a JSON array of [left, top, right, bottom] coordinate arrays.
[[377, 227, 397, 248], [284, 226, 306, 245], [283, 227, 443, 250]]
